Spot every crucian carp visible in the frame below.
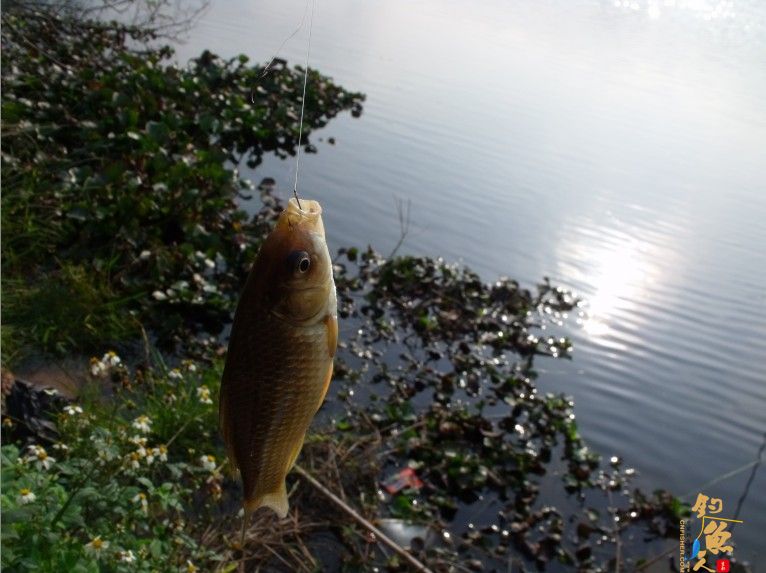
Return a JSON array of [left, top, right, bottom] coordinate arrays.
[[219, 197, 338, 522]]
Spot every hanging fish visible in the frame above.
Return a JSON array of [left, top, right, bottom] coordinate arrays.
[[219, 197, 338, 520]]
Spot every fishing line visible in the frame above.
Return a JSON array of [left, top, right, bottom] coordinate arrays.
[[292, 0, 317, 210], [249, 0, 311, 102]]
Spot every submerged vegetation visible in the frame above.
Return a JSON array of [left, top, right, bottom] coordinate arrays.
[[2, 5, 686, 573]]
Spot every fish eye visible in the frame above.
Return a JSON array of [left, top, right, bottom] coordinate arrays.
[[287, 250, 311, 274]]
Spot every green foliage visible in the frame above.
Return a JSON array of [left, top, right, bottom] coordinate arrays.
[[2, 264, 141, 360], [0, 9, 363, 362], [1, 357, 225, 572]]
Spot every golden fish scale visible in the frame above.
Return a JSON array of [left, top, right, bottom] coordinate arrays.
[[221, 309, 331, 505]]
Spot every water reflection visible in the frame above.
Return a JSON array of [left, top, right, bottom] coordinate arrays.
[[613, 0, 739, 21], [558, 225, 662, 344], [175, 0, 766, 557]]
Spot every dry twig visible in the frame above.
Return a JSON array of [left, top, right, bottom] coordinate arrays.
[[294, 463, 434, 573]]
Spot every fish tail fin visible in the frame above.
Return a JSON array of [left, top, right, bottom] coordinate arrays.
[[246, 481, 289, 519]]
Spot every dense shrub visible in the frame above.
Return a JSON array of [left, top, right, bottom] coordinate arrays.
[[1, 9, 363, 361]]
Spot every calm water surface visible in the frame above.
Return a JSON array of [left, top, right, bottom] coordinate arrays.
[[173, 0, 766, 561]]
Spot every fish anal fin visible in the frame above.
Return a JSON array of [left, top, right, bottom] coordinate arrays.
[[246, 481, 289, 519], [287, 434, 306, 472], [325, 314, 338, 358]]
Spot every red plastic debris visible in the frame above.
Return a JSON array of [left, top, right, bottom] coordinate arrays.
[[382, 468, 423, 494]]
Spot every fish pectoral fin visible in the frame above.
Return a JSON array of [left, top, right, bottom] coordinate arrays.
[[325, 314, 338, 358], [317, 362, 334, 413], [247, 481, 289, 519]]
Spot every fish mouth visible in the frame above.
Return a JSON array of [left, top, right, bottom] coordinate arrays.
[[278, 198, 325, 237]]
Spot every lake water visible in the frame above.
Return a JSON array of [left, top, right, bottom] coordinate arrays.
[[173, 0, 766, 562]]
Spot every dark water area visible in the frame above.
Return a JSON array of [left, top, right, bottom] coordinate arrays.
[[172, 0, 766, 562]]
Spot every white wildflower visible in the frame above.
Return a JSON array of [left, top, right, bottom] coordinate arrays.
[[64, 405, 83, 416], [168, 368, 183, 381], [18, 488, 36, 504], [52, 442, 69, 453], [132, 415, 152, 433], [26, 445, 56, 470], [139, 250, 151, 260], [132, 492, 148, 514], [196, 385, 213, 405], [153, 445, 168, 462], [199, 455, 217, 472], [118, 550, 136, 563], [90, 357, 107, 377], [152, 290, 168, 301], [129, 435, 148, 447], [127, 452, 142, 469], [204, 258, 215, 269], [84, 536, 109, 557], [103, 351, 121, 367]]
